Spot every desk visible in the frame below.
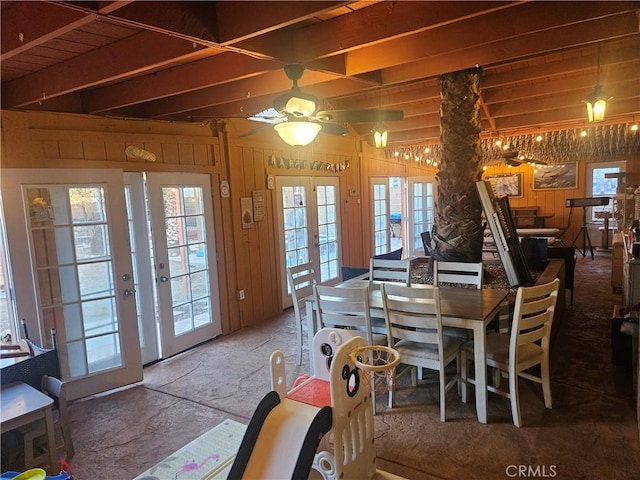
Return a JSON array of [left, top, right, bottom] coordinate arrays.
[[1, 382, 57, 473], [306, 279, 509, 424]]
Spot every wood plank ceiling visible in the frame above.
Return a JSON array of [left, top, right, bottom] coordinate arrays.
[[2, 1, 639, 151]]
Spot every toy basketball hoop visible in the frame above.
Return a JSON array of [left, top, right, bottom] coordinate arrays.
[[349, 345, 400, 393]]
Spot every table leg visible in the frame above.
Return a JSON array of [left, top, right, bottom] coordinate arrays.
[[44, 405, 57, 474], [473, 325, 488, 424]]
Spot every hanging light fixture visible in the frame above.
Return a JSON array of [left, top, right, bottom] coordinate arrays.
[[274, 121, 321, 146], [373, 123, 388, 148], [372, 88, 389, 148], [584, 45, 612, 123]]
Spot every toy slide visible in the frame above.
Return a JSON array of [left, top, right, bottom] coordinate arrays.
[[227, 390, 332, 480]]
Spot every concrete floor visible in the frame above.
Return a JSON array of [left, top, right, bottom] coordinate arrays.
[[58, 251, 640, 479]]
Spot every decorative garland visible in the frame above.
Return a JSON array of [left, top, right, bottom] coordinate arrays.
[[268, 155, 350, 172], [385, 123, 639, 166]]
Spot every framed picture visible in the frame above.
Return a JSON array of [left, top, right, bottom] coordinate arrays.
[[532, 162, 578, 190], [484, 173, 523, 198]]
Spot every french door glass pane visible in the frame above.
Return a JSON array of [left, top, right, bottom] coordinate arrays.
[[26, 185, 123, 377], [162, 186, 212, 336], [412, 181, 434, 252], [316, 186, 338, 282], [283, 186, 309, 268], [373, 184, 388, 254]]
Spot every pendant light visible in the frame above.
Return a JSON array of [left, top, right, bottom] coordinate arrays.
[[373, 123, 388, 148], [372, 88, 388, 148], [584, 45, 612, 123]]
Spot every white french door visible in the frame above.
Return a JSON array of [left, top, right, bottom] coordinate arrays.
[[371, 178, 390, 255], [145, 173, 221, 358], [407, 177, 437, 257], [276, 177, 340, 309], [1, 169, 142, 400]]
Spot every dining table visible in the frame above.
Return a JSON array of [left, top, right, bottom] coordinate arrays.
[[305, 275, 511, 424], [1, 381, 57, 473]]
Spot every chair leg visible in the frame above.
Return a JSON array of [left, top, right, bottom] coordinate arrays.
[[439, 368, 446, 422], [62, 423, 74, 458], [460, 350, 468, 403], [295, 314, 303, 366], [509, 371, 522, 428], [541, 357, 553, 409]]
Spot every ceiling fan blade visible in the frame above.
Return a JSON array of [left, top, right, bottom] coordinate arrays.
[[238, 123, 273, 138], [505, 158, 524, 167], [319, 122, 348, 136], [501, 150, 519, 159], [315, 109, 404, 123]]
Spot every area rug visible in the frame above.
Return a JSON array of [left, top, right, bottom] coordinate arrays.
[[133, 419, 246, 480]]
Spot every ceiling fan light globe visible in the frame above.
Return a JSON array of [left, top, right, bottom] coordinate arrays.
[[274, 121, 321, 146], [285, 95, 317, 118]]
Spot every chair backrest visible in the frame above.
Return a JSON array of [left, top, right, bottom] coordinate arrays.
[[286, 262, 317, 317], [373, 248, 403, 260], [369, 258, 411, 286], [41, 375, 68, 423], [381, 283, 443, 362], [509, 278, 560, 368], [433, 261, 483, 289], [314, 285, 374, 345]]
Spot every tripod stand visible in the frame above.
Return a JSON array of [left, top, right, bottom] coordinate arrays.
[[571, 206, 594, 259]]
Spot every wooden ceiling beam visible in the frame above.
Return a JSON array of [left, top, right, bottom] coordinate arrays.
[[379, 13, 639, 86], [494, 102, 639, 131], [483, 63, 640, 104], [385, 126, 443, 145], [1, 31, 210, 108], [141, 68, 341, 118], [83, 54, 275, 113], [1, 1, 130, 60], [482, 39, 640, 89], [215, 1, 348, 44], [346, 3, 639, 76], [487, 85, 636, 119], [236, 1, 520, 63]]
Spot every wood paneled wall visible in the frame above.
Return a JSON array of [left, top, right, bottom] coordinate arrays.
[[1, 111, 636, 339]]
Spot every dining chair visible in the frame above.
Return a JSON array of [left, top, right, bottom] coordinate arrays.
[[460, 278, 560, 427], [433, 260, 511, 333], [23, 375, 74, 469], [369, 258, 411, 286], [313, 285, 386, 346], [314, 284, 386, 412], [381, 283, 464, 422], [286, 262, 318, 366], [433, 260, 483, 288]]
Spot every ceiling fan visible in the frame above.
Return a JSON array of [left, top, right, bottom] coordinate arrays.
[[497, 146, 547, 167], [241, 64, 404, 145]]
